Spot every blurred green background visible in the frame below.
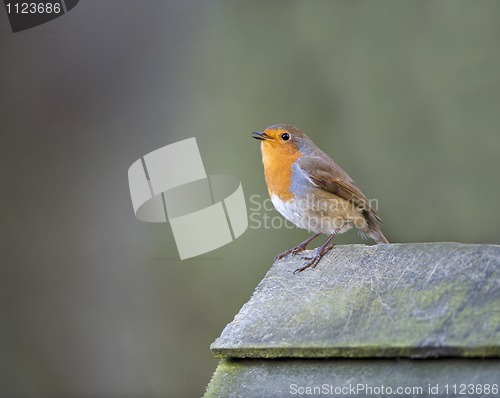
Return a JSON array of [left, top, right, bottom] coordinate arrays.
[[2, 1, 500, 397]]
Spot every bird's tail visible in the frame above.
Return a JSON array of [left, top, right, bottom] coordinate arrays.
[[369, 225, 389, 244], [364, 211, 389, 244]]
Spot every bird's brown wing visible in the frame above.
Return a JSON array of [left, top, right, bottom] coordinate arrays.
[[297, 156, 382, 223]]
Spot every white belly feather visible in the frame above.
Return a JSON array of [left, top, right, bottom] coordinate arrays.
[[270, 194, 355, 235]]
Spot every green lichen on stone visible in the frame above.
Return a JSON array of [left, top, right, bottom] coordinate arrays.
[[204, 358, 500, 398], [203, 359, 244, 398], [211, 243, 500, 359]]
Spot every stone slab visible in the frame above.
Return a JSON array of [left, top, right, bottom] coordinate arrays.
[[204, 358, 500, 398], [211, 243, 500, 358]]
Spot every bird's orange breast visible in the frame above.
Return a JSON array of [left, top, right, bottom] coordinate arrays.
[[261, 142, 301, 201]]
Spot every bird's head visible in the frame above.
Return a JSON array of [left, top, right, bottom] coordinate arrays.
[[252, 124, 314, 156]]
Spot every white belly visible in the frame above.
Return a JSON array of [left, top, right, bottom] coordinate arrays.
[[270, 194, 354, 235]]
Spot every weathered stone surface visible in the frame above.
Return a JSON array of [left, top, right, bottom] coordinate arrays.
[[211, 243, 500, 358], [204, 358, 500, 398]]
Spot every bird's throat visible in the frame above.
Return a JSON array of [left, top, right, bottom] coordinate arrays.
[[261, 143, 300, 202]]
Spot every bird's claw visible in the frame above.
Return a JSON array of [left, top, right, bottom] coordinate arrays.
[[293, 244, 335, 274], [274, 244, 307, 262], [293, 255, 322, 274], [274, 233, 322, 263]]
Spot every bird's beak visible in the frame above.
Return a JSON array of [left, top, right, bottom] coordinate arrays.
[[252, 131, 271, 141]]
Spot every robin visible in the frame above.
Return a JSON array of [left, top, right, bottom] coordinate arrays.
[[252, 124, 389, 273]]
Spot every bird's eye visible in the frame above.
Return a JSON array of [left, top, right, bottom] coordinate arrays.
[[281, 133, 290, 141]]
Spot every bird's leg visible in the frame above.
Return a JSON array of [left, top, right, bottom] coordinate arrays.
[[294, 232, 337, 274], [274, 233, 321, 262]]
